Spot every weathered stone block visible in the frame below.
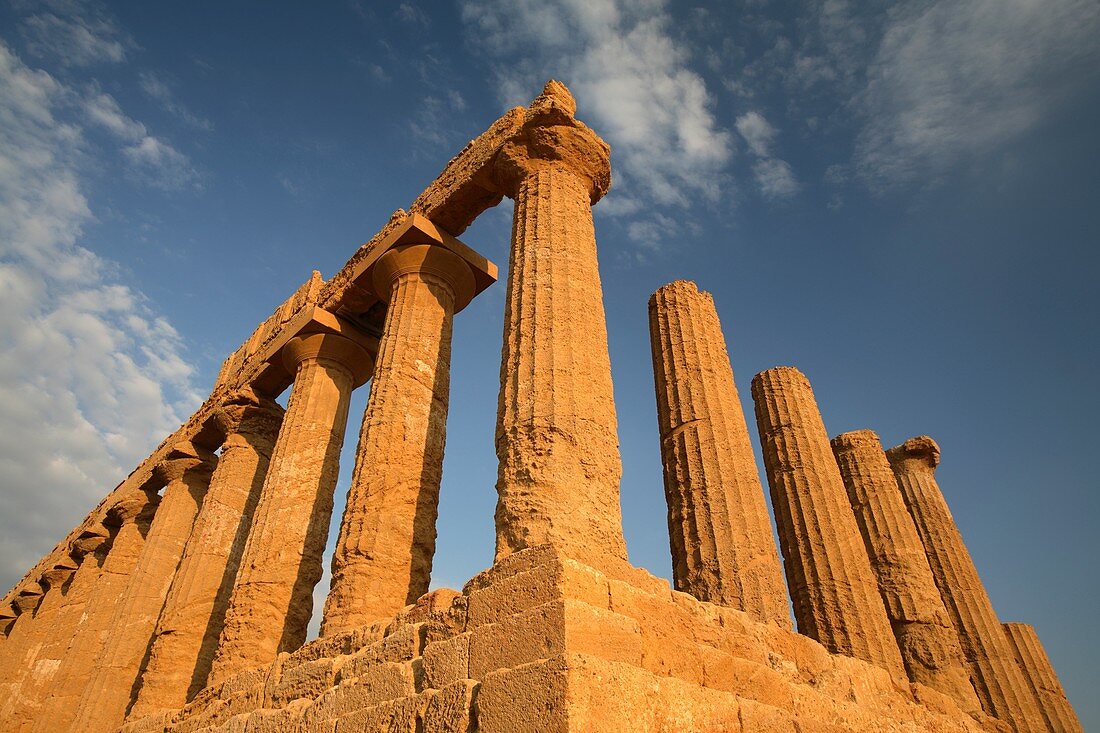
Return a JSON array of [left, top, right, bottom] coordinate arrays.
[[423, 632, 470, 690], [423, 679, 478, 732], [334, 694, 425, 732], [739, 699, 796, 733], [477, 657, 569, 733], [466, 556, 610, 628], [468, 599, 642, 678], [270, 656, 339, 707]]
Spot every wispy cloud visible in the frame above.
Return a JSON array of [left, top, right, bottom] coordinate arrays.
[[735, 110, 799, 198], [0, 41, 201, 591], [139, 71, 214, 131], [461, 0, 734, 251], [19, 3, 132, 67], [853, 0, 1100, 188]]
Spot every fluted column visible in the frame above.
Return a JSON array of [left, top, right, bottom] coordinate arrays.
[[647, 280, 789, 625], [490, 82, 628, 568], [209, 333, 373, 684], [323, 245, 474, 634], [5, 529, 110, 731], [70, 442, 215, 733], [0, 568, 72, 724], [31, 493, 158, 733], [130, 392, 284, 718], [831, 430, 980, 712], [750, 367, 904, 678], [1002, 623, 1083, 733], [889, 437, 1046, 732]]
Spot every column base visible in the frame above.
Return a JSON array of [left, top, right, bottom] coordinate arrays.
[[120, 547, 1003, 733]]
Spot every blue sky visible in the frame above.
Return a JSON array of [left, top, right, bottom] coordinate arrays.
[[1, 0, 1097, 725]]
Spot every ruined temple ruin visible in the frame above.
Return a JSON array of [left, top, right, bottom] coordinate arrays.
[[0, 81, 1082, 733]]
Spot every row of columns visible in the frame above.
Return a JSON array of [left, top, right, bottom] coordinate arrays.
[[0, 239, 486, 732], [645, 281, 1080, 732]]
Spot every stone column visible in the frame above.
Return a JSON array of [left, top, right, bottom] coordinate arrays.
[[130, 392, 284, 718], [831, 430, 981, 713], [30, 492, 158, 733], [0, 569, 71, 725], [647, 280, 789, 625], [69, 443, 216, 733], [490, 82, 628, 569], [209, 332, 373, 685], [750, 367, 904, 678], [322, 244, 475, 635], [4, 529, 111, 730], [1002, 623, 1083, 733], [889, 437, 1046, 732]]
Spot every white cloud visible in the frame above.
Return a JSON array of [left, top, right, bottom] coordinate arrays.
[[461, 0, 732, 243], [736, 110, 799, 199], [21, 9, 130, 67], [0, 42, 201, 591]]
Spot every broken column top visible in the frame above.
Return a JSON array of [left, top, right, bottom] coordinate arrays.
[[831, 429, 882, 451], [886, 435, 941, 469], [648, 280, 717, 307]]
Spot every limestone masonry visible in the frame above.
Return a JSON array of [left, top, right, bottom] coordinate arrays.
[[0, 81, 1080, 733]]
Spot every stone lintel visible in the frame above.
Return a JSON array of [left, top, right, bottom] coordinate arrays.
[[249, 307, 381, 396]]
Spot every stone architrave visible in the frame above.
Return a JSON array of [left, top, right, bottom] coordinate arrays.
[[3, 529, 110, 731], [489, 81, 629, 569], [1002, 623, 1083, 733], [129, 392, 284, 718], [208, 332, 374, 685], [831, 430, 981, 713], [647, 280, 789, 625], [750, 367, 905, 678], [323, 244, 475, 634], [69, 442, 216, 733], [30, 493, 159, 733], [888, 437, 1047, 732]]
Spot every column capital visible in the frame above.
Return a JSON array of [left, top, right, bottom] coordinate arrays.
[[13, 582, 44, 613], [213, 389, 285, 449], [491, 82, 611, 203], [70, 527, 111, 558], [283, 332, 375, 388], [153, 441, 216, 485], [41, 559, 78, 589], [372, 244, 477, 312], [886, 435, 941, 471], [104, 489, 159, 528]]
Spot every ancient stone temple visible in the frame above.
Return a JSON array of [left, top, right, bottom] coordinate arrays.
[[0, 81, 1081, 733]]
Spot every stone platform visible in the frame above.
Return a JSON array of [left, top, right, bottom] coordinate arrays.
[[121, 546, 999, 733]]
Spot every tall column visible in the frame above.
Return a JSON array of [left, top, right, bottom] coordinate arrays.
[[32, 495, 158, 731], [647, 280, 789, 625], [323, 245, 474, 635], [1002, 623, 1083, 733], [69, 442, 215, 733], [750, 367, 904, 678], [888, 437, 1046, 732], [490, 82, 628, 569], [130, 392, 284, 718], [831, 430, 980, 713], [209, 332, 373, 685], [4, 529, 110, 731], [31, 492, 158, 733], [0, 570, 70, 724]]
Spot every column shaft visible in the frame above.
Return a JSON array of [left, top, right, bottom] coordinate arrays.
[[647, 280, 789, 625], [323, 246, 471, 634], [69, 444, 215, 733], [494, 166, 628, 567], [130, 398, 282, 717], [2, 532, 107, 731], [209, 334, 368, 684], [30, 494, 158, 733], [0, 574, 70, 725], [751, 367, 904, 678], [889, 436, 1046, 732], [831, 430, 980, 713], [1002, 623, 1083, 733]]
